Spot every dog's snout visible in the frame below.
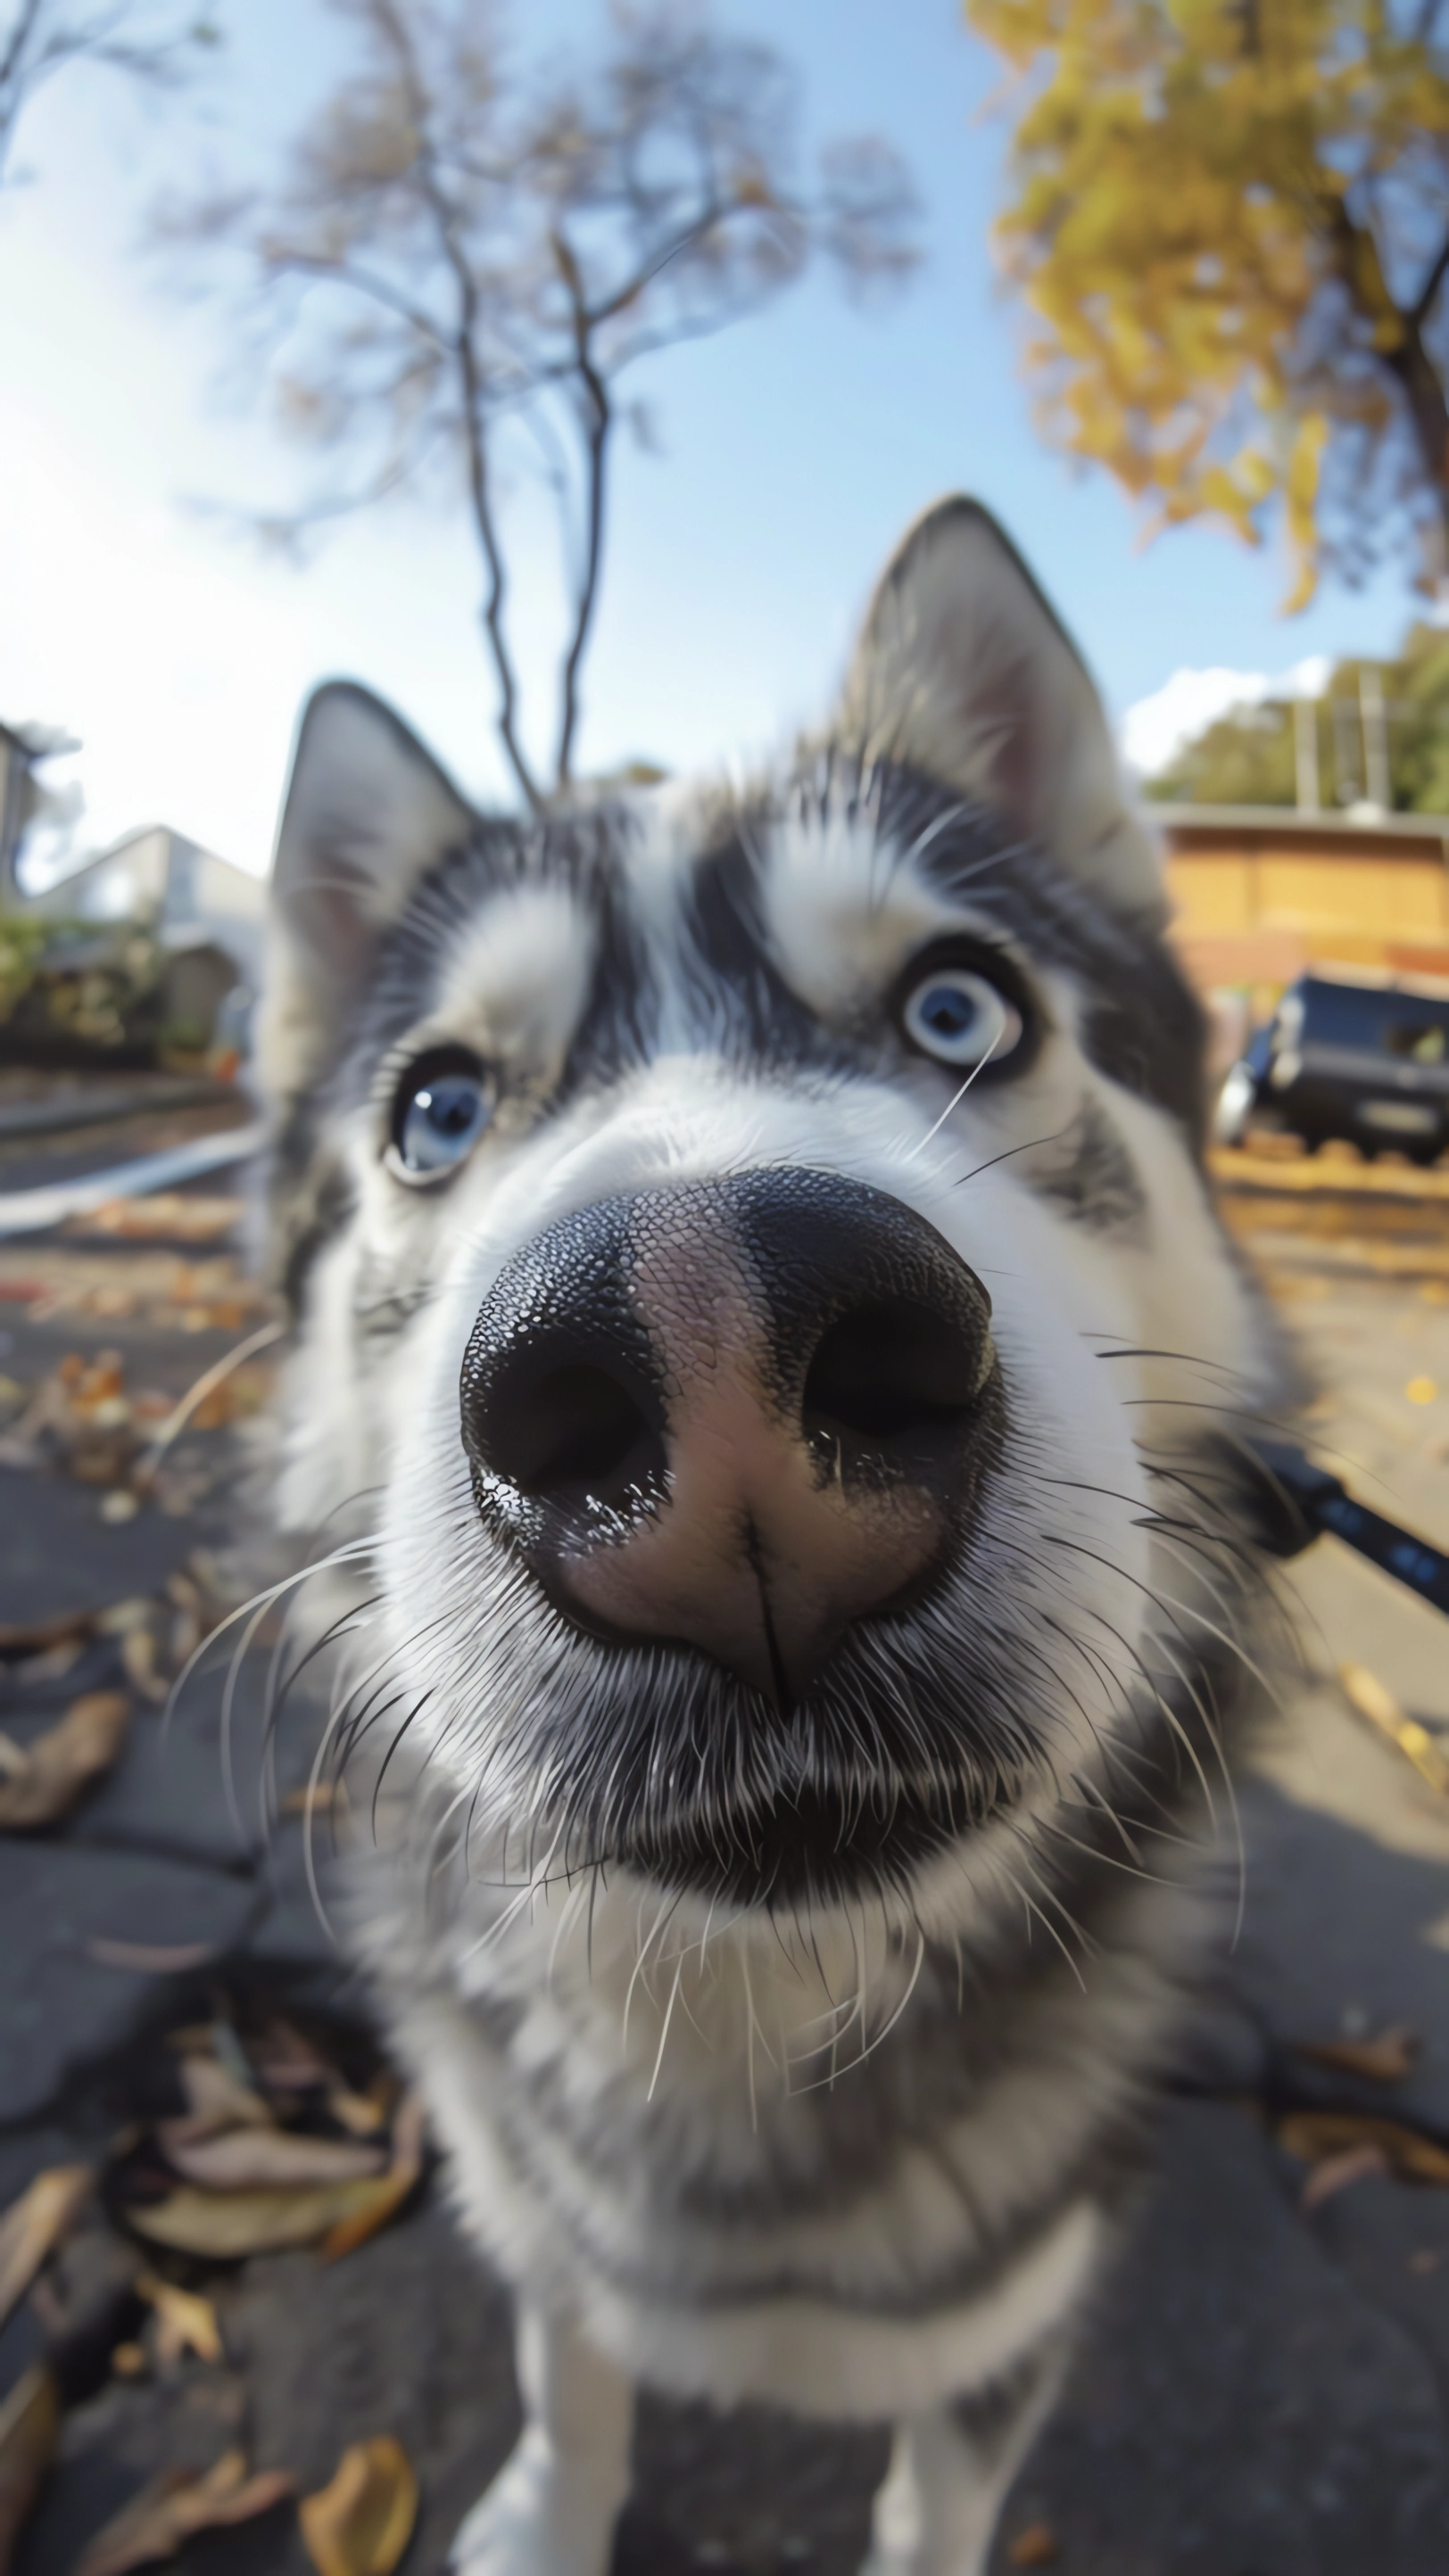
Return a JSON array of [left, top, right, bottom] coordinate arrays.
[[460, 1172, 1000, 1703]]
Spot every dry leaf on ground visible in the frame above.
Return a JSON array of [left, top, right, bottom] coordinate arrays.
[[87, 1937, 218, 1974], [1279, 2110, 1449, 2184], [299, 2436, 418, 2576], [157, 2128, 387, 2192], [119, 1628, 168, 1705], [0, 1694, 129, 1830], [74, 1195, 245, 1247], [0, 1608, 94, 1658], [326, 2074, 394, 2139], [1295, 2023, 1421, 2085], [1008, 2526, 1059, 2568], [137, 2272, 223, 2365], [320, 2094, 426, 2262], [128, 2173, 406, 2261], [0, 2167, 93, 2331], [167, 2053, 274, 2142], [72, 2449, 294, 2576], [0, 2364, 58, 2573], [1301, 2142, 1392, 2210], [246, 2019, 333, 2093], [1339, 1664, 1449, 1796]]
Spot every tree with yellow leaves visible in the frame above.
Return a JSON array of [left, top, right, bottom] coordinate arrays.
[[967, 0, 1449, 605]]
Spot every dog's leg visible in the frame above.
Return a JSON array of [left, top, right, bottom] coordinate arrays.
[[448, 2297, 633, 2576], [860, 2348, 1063, 2576]]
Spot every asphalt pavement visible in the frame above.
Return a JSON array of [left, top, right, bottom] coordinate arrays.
[[3, 1094, 1449, 2573]]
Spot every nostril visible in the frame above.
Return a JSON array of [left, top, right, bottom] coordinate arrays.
[[482, 1358, 661, 1505], [803, 1300, 989, 1455]]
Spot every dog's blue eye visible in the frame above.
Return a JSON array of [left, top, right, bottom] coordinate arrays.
[[393, 1058, 494, 1179], [901, 966, 1023, 1070]]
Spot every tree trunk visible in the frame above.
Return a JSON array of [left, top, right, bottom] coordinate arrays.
[[1386, 322, 1449, 540]]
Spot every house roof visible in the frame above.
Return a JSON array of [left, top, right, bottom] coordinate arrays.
[[1149, 802, 1449, 846]]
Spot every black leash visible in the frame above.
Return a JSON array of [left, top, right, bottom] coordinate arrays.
[[1247, 1439, 1449, 1619]]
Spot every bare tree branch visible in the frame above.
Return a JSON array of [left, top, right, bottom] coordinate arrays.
[[551, 226, 610, 793], [157, 0, 920, 803], [0, 0, 218, 186]]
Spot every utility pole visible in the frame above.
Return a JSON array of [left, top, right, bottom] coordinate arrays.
[[1360, 665, 1391, 812], [1294, 698, 1321, 813], [1332, 698, 1362, 806], [0, 725, 37, 911]]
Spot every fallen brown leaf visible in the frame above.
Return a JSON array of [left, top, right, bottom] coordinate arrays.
[[120, 1628, 168, 1705], [1301, 2142, 1392, 2210], [1008, 2526, 1059, 2568], [86, 1938, 218, 1974], [1295, 2023, 1421, 2085], [137, 2271, 224, 2365], [1340, 1664, 1449, 1796], [127, 2171, 408, 2261], [12, 1639, 83, 1684], [1279, 2110, 1449, 2184], [0, 2167, 93, 2332], [326, 2074, 394, 2139], [282, 1779, 344, 1818], [0, 1608, 94, 1659], [0, 1694, 130, 1830], [0, 2364, 58, 2573], [72, 2449, 294, 2576], [247, 2019, 332, 2093], [94, 1598, 156, 1638], [157, 2127, 386, 2191], [75, 1194, 246, 1246], [167, 2052, 274, 2141], [320, 2094, 426, 2262], [299, 2437, 418, 2576]]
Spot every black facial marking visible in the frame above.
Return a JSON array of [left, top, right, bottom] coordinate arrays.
[[855, 764, 1206, 1144], [1022, 1097, 1148, 1234], [684, 838, 840, 1072]]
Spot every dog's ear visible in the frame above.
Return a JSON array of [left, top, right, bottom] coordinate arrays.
[[837, 497, 1165, 928], [259, 682, 472, 1102]]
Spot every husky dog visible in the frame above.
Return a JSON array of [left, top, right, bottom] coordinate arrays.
[[258, 500, 1282, 2576]]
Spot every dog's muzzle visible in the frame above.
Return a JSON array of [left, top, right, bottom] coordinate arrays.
[[460, 1170, 1000, 1705]]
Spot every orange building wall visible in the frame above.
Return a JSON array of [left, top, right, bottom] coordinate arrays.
[[1162, 828, 1449, 995]]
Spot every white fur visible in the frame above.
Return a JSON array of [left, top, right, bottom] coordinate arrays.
[[267, 513, 1282, 2575]]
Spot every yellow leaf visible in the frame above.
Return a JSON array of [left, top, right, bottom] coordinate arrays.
[[156, 2128, 386, 2191], [320, 2094, 426, 2261], [0, 2167, 94, 2332], [0, 1695, 129, 1831], [1340, 1662, 1449, 1796], [137, 2271, 225, 2365], [0, 2365, 59, 2571], [72, 2450, 294, 2576], [299, 2438, 418, 2576], [1294, 2023, 1420, 2085], [126, 2176, 398, 2260]]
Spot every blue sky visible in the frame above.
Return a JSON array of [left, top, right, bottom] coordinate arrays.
[[0, 0, 1421, 879]]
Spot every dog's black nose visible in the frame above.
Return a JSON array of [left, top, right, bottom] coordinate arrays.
[[460, 1170, 1000, 1701]]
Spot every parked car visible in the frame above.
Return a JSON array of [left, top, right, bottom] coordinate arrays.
[[1215, 969, 1449, 1163]]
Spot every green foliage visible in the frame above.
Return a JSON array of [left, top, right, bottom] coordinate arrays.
[[967, 0, 1449, 603], [0, 915, 49, 1022], [1146, 703, 1297, 805], [1145, 621, 1449, 807], [0, 919, 166, 1050]]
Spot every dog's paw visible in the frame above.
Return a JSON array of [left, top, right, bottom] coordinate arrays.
[[448, 2430, 622, 2576]]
